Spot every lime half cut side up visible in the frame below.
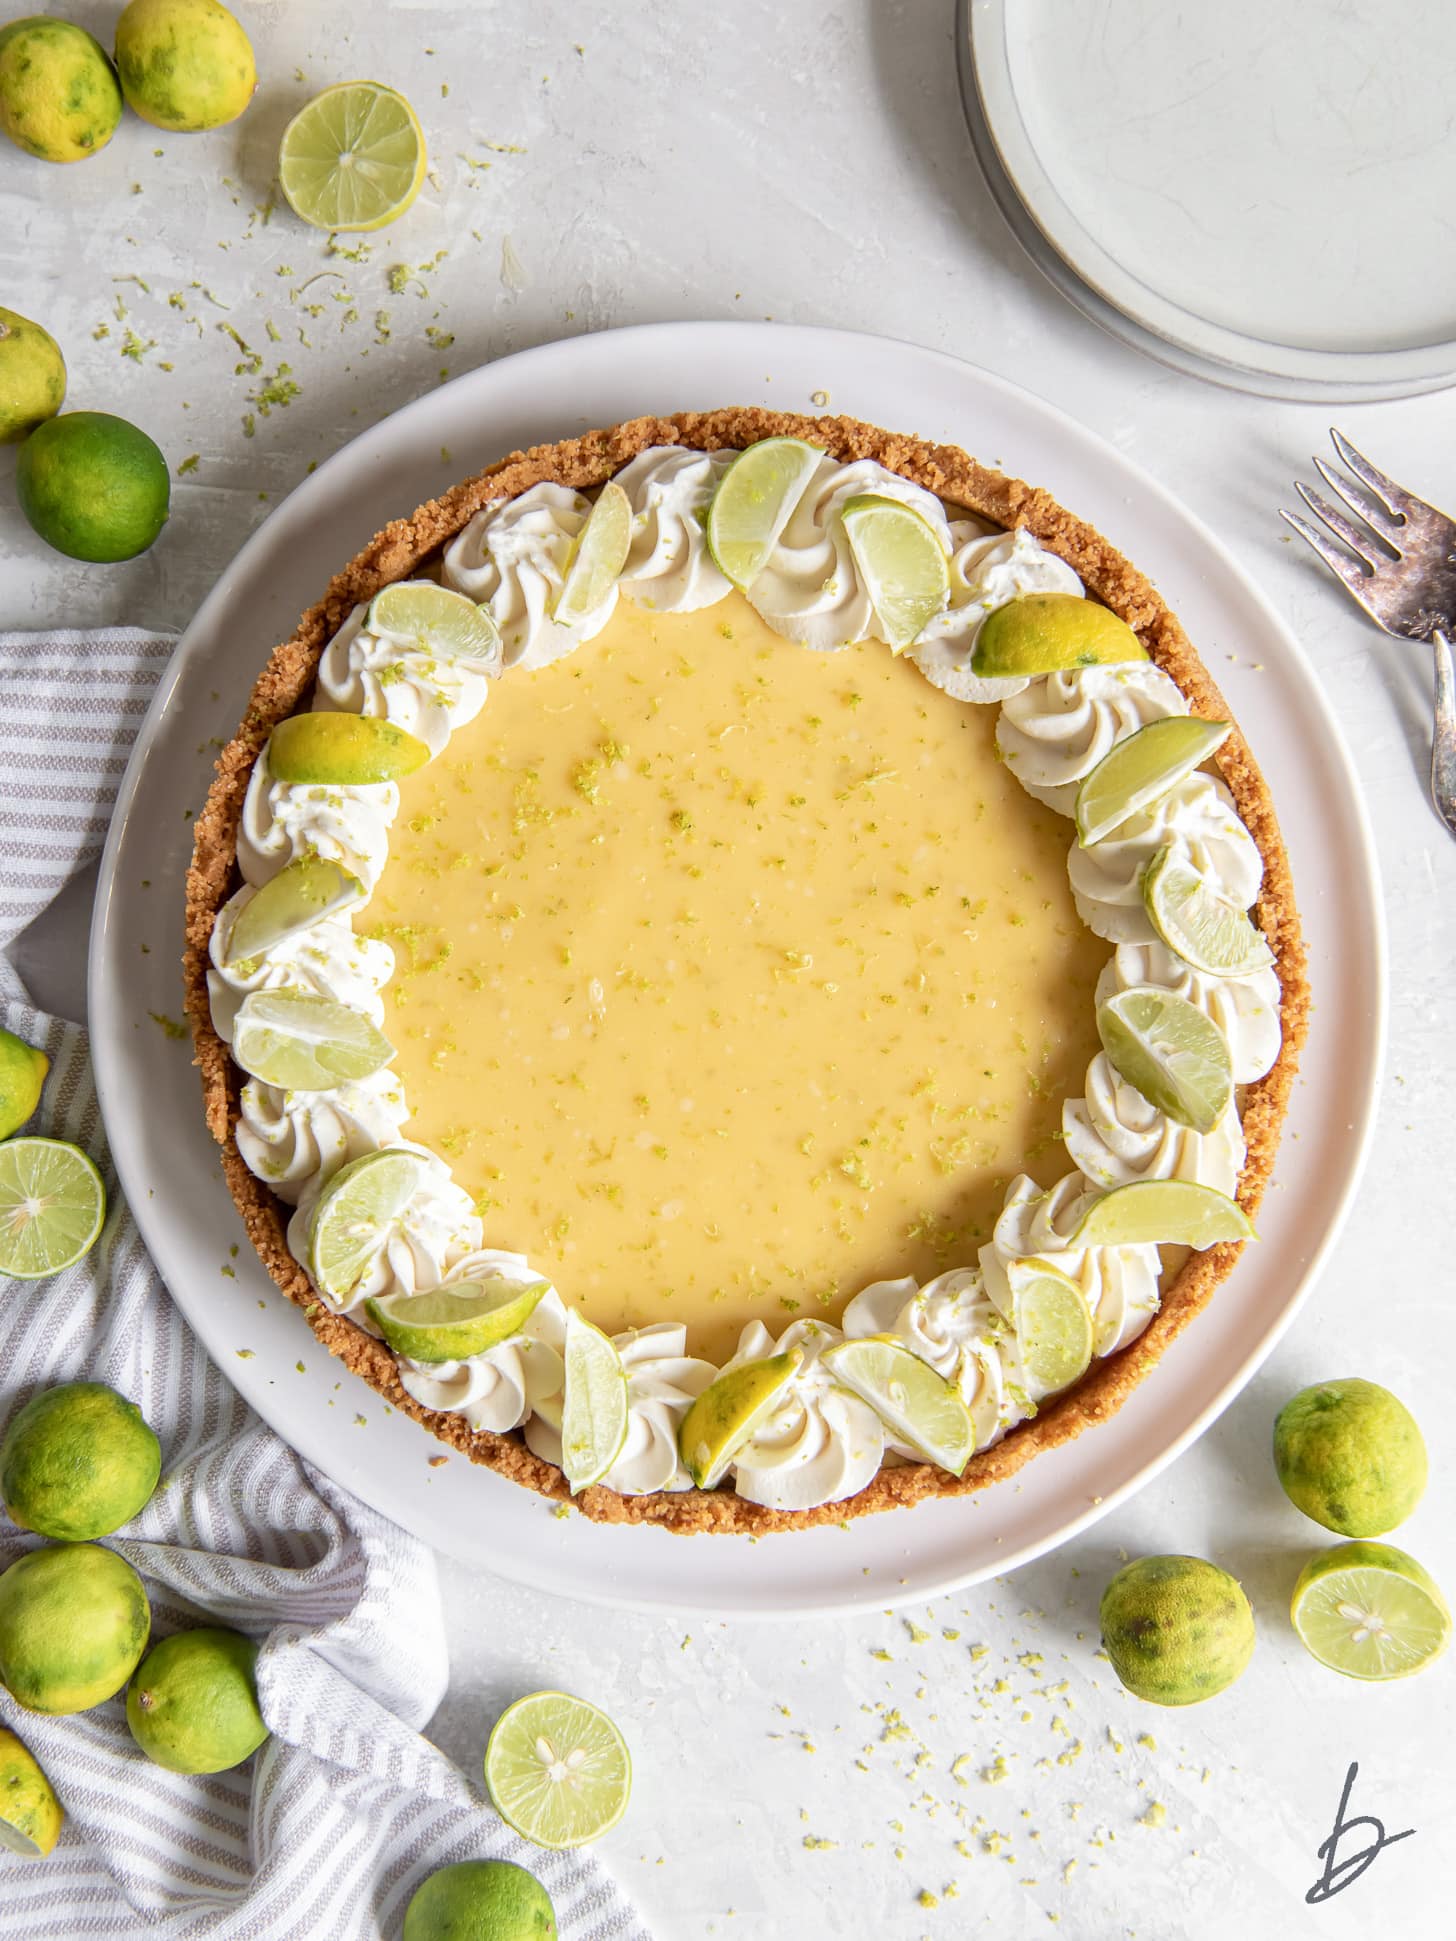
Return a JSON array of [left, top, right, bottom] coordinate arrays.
[[1070, 1179, 1254, 1251], [705, 438, 823, 589], [839, 494, 950, 652], [1076, 715, 1231, 846], [307, 1148, 427, 1306], [277, 81, 427, 232], [367, 1279, 550, 1364], [822, 1338, 973, 1474], [0, 1139, 105, 1281], [231, 990, 394, 1092], [223, 857, 363, 967], [1143, 844, 1274, 978], [1097, 985, 1233, 1134], [368, 580, 502, 667], [677, 1349, 804, 1488], [558, 1310, 629, 1492], [1291, 1541, 1450, 1681], [554, 481, 631, 626], [485, 1689, 631, 1849]]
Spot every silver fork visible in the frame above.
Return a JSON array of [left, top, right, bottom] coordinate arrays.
[[1280, 428, 1456, 839]]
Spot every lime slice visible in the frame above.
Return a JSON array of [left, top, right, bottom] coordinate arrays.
[[485, 1690, 631, 1849], [222, 857, 363, 967], [1070, 1179, 1254, 1251], [839, 494, 950, 652], [1142, 845, 1274, 978], [1013, 1265, 1095, 1397], [232, 991, 394, 1092], [558, 1311, 629, 1492], [972, 592, 1148, 678], [366, 1279, 549, 1363], [308, 1148, 426, 1304], [1076, 716, 1231, 847], [677, 1349, 804, 1488], [277, 82, 427, 233], [368, 580, 502, 665], [822, 1337, 973, 1474], [268, 712, 432, 785], [1291, 1541, 1450, 1681], [1097, 985, 1233, 1134], [705, 438, 823, 589], [0, 1138, 105, 1281], [554, 481, 631, 626]]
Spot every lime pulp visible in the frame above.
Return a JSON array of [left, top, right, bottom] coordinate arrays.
[[822, 1337, 973, 1473], [485, 1690, 631, 1849], [0, 1138, 105, 1279]]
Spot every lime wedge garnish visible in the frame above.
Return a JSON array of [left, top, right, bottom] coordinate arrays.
[[366, 1278, 549, 1363], [677, 1348, 803, 1488], [558, 1310, 629, 1493], [368, 580, 502, 665], [1142, 844, 1274, 977], [0, 1138, 105, 1281], [972, 592, 1149, 678], [277, 82, 427, 232], [1291, 1541, 1450, 1681], [839, 494, 950, 652], [268, 712, 432, 786], [1076, 716, 1231, 846], [485, 1690, 631, 1849], [822, 1337, 973, 1473], [222, 857, 363, 967], [307, 1148, 427, 1304], [1097, 985, 1233, 1134], [705, 438, 823, 589], [1070, 1179, 1254, 1251], [232, 990, 394, 1092], [1013, 1264, 1095, 1397], [554, 481, 631, 626]]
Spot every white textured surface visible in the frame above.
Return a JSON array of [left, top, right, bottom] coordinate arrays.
[[2, 4, 1453, 1935]]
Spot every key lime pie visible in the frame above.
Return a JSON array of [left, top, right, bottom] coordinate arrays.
[[184, 409, 1306, 1533]]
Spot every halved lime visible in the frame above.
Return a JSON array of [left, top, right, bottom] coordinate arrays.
[[485, 1690, 631, 1849], [277, 82, 427, 233], [1013, 1265, 1095, 1397], [1143, 845, 1274, 978], [677, 1349, 803, 1489], [554, 481, 631, 626], [822, 1337, 973, 1473], [222, 857, 363, 967], [1291, 1541, 1450, 1681], [366, 1279, 549, 1363], [1069, 1179, 1254, 1251], [705, 438, 823, 589], [559, 1310, 629, 1493], [368, 580, 501, 665], [1076, 716, 1230, 847], [232, 991, 394, 1092], [268, 712, 431, 786], [839, 494, 949, 652], [972, 592, 1148, 677], [1097, 985, 1233, 1134], [307, 1148, 426, 1305], [0, 1138, 105, 1281]]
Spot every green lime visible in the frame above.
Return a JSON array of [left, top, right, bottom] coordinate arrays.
[[114, 0, 255, 132], [0, 16, 122, 163], [1075, 716, 1231, 847], [0, 1025, 49, 1139], [1100, 1554, 1255, 1706], [0, 308, 65, 445], [403, 1860, 557, 1941], [0, 1727, 63, 1858], [367, 1279, 550, 1364], [368, 580, 502, 664], [822, 1337, 973, 1473], [126, 1626, 268, 1773], [485, 1691, 630, 1850], [1013, 1265, 1094, 1398], [1274, 1379, 1427, 1537], [1, 1383, 161, 1541], [15, 412, 170, 563], [268, 712, 432, 785], [972, 592, 1148, 678], [677, 1349, 804, 1489], [1292, 1541, 1450, 1680], [558, 1311, 629, 1493], [555, 481, 631, 626], [1097, 985, 1233, 1134], [1142, 844, 1274, 978], [1069, 1178, 1254, 1252], [0, 1137, 105, 1280], [839, 494, 950, 652], [231, 989, 394, 1092], [222, 857, 363, 967], [0, 1542, 150, 1714], [278, 81, 427, 232], [705, 437, 823, 589], [308, 1148, 427, 1305]]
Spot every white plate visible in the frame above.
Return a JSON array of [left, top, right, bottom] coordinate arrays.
[[89, 321, 1383, 1616], [960, 0, 1456, 401]]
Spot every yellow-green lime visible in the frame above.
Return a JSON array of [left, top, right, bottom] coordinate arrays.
[[16, 412, 170, 563], [485, 1691, 631, 1850], [1070, 1178, 1253, 1252], [1100, 1554, 1255, 1706], [126, 1626, 268, 1772], [268, 711, 432, 785], [367, 1279, 550, 1364], [1142, 844, 1274, 978], [307, 1148, 427, 1304], [1013, 1265, 1094, 1398], [822, 1337, 973, 1474], [1075, 716, 1231, 847], [222, 857, 363, 967], [554, 482, 631, 627], [1274, 1379, 1427, 1537], [369, 580, 502, 665], [0, 308, 65, 445], [1097, 985, 1233, 1134], [558, 1311, 629, 1493], [0, 1728, 62, 1858], [114, 0, 254, 132], [231, 989, 394, 1092], [678, 1349, 804, 1489], [279, 81, 427, 232], [403, 1860, 557, 1941], [972, 592, 1148, 678], [0, 16, 122, 163], [705, 437, 822, 589], [1291, 1541, 1450, 1681], [0, 1138, 105, 1280], [1, 1382, 161, 1541], [0, 1542, 150, 1714], [0, 1025, 49, 1139], [840, 494, 950, 652]]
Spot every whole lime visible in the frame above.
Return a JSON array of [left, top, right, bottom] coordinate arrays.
[[126, 1626, 268, 1773], [0, 1726, 63, 1858], [0, 1025, 49, 1137], [1, 1383, 162, 1542], [1274, 1377, 1427, 1537], [0, 16, 123, 163], [114, 0, 255, 133], [403, 1861, 558, 1941], [1099, 1554, 1255, 1706], [0, 309, 65, 446], [0, 1542, 150, 1714], [16, 412, 171, 563]]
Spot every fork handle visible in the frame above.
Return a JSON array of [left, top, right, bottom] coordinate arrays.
[[1431, 631, 1456, 839]]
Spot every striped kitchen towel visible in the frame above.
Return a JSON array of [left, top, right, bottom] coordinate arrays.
[[0, 630, 648, 1941]]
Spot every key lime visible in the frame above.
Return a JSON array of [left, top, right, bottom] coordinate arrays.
[[1142, 844, 1274, 978], [268, 711, 432, 785], [231, 989, 394, 1091], [127, 1626, 268, 1772], [0, 16, 122, 163], [0, 308, 65, 445], [678, 1349, 804, 1489], [1069, 1178, 1254, 1251], [222, 857, 363, 967], [558, 1311, 629, 1493], [307, 1148, 427, 1305], [1076, 716, 1230, 847], [485, 1691, 631, 1850], [366, 1279, 550, 1364], [1101, 1554, 1255, 1705], [0, 1729, 62, 1858], [368, 580, 502, 666], [705, 437, 823, 589], [1097, 985, 1233, 1134], [0, 1026, 49, 1140], [554, 482, 631, 627], [0, 1542, 150, 1714], [822, 1337, 973, 1473], [840, 494, 950, 652], [114, 0, 255, 132], [278, 81, 427, 232], [1274, 1379, 1427, 1537], [1012, 1265, 1094, 1398], [16, 412, 170, 563], [972, 592, 1148, 678], [1291, 1541, 1450, 1681], [1, 1382, 161, 1541], [0, 1138, 105, 1280], [403, 1860, 557, 1941]]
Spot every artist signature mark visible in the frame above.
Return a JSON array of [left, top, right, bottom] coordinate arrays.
[[1307, 1762, 1414, 1904]]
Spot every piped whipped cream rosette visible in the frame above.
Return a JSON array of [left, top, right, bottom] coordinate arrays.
[[523, 1323, 719, 1495]]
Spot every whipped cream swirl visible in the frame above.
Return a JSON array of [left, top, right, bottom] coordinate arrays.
[[725, 1318, 885, 1509], [207, 886, 394, 1043], [615, 446, 734, 613], [1067, 772, 1263, 946], [287, 1151, 482, 1313], [524, 1322, 718, 1494], [237, 1068, 410, 1203], [396, 1254, 569, 1434], [315, 600, 497, 758], [996, 664, 1188, 815], [442, 482, 617, 670], [1096, 941, 1281, 1085], [980, 1174, 1162, 1360], [842, 1268, 1029, 1451], [911, 526, 1084, 704], [1063, 1054, 1245, 1198], [237, 748, 400, 892]]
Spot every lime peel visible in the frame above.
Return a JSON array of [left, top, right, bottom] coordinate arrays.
[[1097, 985, 1233, 1135], [367, 1279, 549, 1363], [678, 1349, 804, 1489], [1069, 1179, 1255, 1251]]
